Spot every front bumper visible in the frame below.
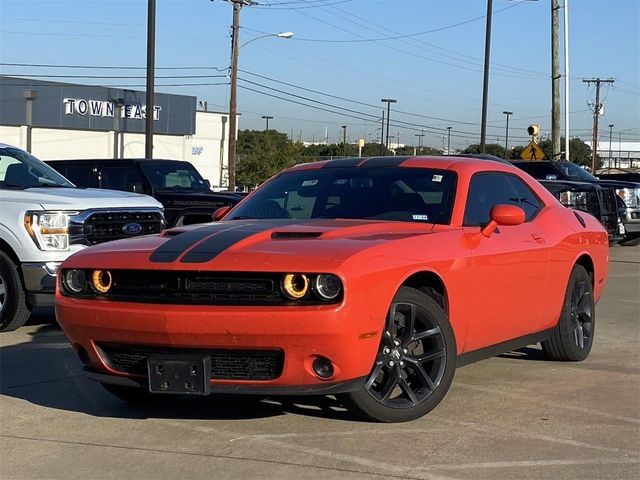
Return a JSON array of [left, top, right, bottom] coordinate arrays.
[[21, 262, 61, 306], [620, 208, 640, 233], [55, 295, 382, 394]]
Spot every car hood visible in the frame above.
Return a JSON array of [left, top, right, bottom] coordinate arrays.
[[155, 191, 239, 209], [63, 219, 449, 271], [2, 187, 162, 210]]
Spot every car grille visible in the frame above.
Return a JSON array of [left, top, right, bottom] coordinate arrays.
[[97, 343, 284, 380], [103, 270, 287, 305], [85, 211, 164, 245]]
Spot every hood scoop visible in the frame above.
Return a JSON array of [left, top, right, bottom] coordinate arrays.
[[271, 231, 323, 240]]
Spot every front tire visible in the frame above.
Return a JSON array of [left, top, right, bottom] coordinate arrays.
[[341, 286, 456, 422], [542, 264, 595, 361], [0, 252, 31, 332]]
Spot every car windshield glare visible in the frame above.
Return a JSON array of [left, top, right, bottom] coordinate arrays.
[[560, 162, 598, 182], [227, 166, 457, 224], [140, 161, 210, 192], [0, 147, 74, 189]]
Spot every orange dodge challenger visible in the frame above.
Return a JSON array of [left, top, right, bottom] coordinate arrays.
[[56, 156, 609, 422]]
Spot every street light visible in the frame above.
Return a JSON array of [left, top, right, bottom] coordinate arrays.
[[503, 111, 513, 159], [381, 98, 397, 151], [227, 26, 294, 191], [261, 115, 273, 131], [446, 126, 452, 155]]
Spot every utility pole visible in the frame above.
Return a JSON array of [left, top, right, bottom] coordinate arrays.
[[563, 0, 571, 161], [479, 0, 493, 153], [381, 98, 396, 151], [380, 110, 385, 155], [261, 115, 273, 131], [342, 125, 347, 156], [502, 111, 512, 159], [446, 126, 452, 155], [583, 78, 615, 172], [551, 0, 561, 160], [415, 131, 425, 153], [145, 0, 156, 159], [608, 124, 614, 167]]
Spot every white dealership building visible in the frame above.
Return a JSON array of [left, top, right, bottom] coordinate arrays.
[[0, 77, 233, 190]]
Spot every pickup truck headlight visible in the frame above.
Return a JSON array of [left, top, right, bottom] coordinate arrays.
[[616, 188, 640, 208], [24, 211, 77, 251], [559, 191, 589, 209]]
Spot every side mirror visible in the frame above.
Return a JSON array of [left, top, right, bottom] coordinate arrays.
[[212, 206, 232, 221], [481, 204, 526, 237], [204, 179, 211, 188], [545, 174, 558, 180]]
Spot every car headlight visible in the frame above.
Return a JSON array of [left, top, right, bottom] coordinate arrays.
[[559, 191, 588, 209], [62, 269, 87, 294], [24, 211, 77, 251], [281, 273, 343, 302], [616, 188, 640, 208]]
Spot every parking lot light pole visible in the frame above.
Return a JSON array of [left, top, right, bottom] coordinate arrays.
[[608, 124, 614, 167], [227, 5, 293, 191], [447, 126, 452, 155], [503, 111, 513, 159], [145, 0, 156, 159], [381, 99, 396, 151]]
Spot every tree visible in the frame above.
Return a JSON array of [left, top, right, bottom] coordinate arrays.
[[236, 130, 304, 188], [537, 137, 595, 168], [463, 143, 506, 159]]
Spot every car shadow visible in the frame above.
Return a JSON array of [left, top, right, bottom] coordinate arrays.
[[0, 323, 360, 423], [498, 346, 548, 361]]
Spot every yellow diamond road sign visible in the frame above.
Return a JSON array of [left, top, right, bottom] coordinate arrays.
[[520, 141, 545, 161]]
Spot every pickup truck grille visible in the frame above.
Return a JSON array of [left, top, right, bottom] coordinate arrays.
[[84, 211, 164, 245]]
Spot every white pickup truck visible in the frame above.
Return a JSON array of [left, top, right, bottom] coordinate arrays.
[[0, 144, 165, 331]]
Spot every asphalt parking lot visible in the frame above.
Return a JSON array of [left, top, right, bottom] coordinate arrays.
[[1, 245, 638, 480]]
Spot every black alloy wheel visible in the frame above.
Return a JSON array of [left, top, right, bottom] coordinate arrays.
[[542, 264, 595, 362], [341, 286, 456, 422]]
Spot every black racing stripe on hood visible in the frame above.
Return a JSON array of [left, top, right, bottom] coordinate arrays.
[[360, 156, 412, 167], [149, 224, 237, 263], [180, 220, 300, 264]]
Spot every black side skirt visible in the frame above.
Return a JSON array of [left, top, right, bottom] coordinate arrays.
[[456, 328, 555, 367]]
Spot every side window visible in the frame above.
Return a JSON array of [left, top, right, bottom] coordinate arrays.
[[505, 175, 542, 221], [464, 172, 542, 226], [62, 165, 98, 188], [523, 162, 559, 180], [100, 166, 146, 193]]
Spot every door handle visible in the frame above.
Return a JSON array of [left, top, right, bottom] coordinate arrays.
[[531, 233, 545, 244]]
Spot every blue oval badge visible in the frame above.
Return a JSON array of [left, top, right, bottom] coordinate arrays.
[[122, 223, 143, 235]]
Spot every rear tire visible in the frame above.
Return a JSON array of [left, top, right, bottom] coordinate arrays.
[[340, 286, 456, 422], [542, 265, 595, 362], [0, 252, 31, 332]]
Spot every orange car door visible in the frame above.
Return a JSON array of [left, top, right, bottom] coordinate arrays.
[[461, 172, 550, 352]]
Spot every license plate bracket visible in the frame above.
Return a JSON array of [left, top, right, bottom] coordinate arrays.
[[148, 355, 211, 395]]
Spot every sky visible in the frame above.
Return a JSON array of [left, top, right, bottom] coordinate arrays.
[[1, 0, 639, 150]]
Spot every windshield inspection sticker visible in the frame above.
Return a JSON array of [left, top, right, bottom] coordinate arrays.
[[432, 174, 443, 183], [412, 214, 430, 221], [302, 179, 318, 187]]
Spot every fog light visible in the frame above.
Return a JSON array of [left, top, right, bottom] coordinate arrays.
[[91, 270, 112, 294], [312, 357, 334, 379], [63, 269, 86, 294], [282, 274, 309, 299]]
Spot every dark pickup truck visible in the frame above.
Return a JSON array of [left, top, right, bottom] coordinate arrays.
[[512, 160, 639, 243], [47, 159, 241, 227]]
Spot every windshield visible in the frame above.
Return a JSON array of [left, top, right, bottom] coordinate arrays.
[[556, 162, 598, 182], [227, 166, 457, 224], [0, 147, 74, 189], [140, 161, 210, 192]]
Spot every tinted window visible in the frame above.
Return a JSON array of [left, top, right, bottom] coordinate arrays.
[[100, 166, 146, 193], [0, 147, 73, 188], [518, 162, 560, 180], [227, 167, 457, 224], [464, 172, 542, 226], [62, 165, 98, 188], [140, 161, 209, 192]]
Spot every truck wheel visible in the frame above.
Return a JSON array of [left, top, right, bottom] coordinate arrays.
[[0, 252, 32, 332]]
